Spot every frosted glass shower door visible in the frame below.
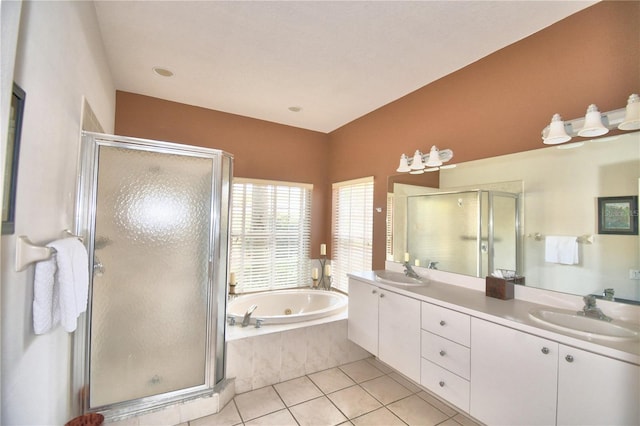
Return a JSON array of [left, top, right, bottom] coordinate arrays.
[[407, 191, 480, 276], [87, 141, 222, 408]]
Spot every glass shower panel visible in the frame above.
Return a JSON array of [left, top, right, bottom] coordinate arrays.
[[90, 145, 213, 407], [492, 193, 518, 273], [407, 191, 479, 276]]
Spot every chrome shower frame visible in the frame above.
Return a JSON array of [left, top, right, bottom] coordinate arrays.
[[71, 132, 232, 421]]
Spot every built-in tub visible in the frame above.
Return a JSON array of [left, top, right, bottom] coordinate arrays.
[[227, 289, 348, 325]]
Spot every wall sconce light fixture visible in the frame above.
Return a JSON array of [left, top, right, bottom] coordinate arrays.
[[396, 145, 454, 174], [542, 94, 640, 145]]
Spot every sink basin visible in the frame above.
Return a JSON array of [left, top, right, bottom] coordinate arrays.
[[529, 308, 640, 341], [374, 270, 428, 286]]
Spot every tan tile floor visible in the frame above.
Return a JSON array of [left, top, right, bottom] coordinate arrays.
[[189, 358, 481, 426]]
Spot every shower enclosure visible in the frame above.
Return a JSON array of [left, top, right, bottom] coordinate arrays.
[[73, 132, 232, 419], [406, 190, 520, 277]]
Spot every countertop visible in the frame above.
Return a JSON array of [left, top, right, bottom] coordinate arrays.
[[349, 270, 640, 365]]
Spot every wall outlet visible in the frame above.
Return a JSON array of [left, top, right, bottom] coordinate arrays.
[[630, 269, 640, 280]]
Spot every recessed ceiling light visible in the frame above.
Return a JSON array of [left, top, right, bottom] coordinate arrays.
[[288, 106, 303, 112], [152, 67, 174, 77]]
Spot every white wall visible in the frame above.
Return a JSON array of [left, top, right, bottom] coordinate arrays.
[[1, 2, 25, 422], [1, 1, 115, 424]]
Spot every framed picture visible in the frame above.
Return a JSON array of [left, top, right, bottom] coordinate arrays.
[[2, 83, 25, 235], [597, 196, 638, 235]]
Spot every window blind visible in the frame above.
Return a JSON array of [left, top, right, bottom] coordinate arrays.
[[331, 177, 374, 293], [386, 193, 393, 260], [230, 178, 312, 292]]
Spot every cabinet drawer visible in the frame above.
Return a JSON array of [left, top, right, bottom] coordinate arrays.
[[421, 303, 470, 346], [421, 330, 470, 380], [421, 358, 470, 413]]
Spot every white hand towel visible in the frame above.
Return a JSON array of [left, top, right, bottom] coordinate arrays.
[[33, 253, 57, 334], [33, 238, 89, 334], [544, 236, 579, 265]]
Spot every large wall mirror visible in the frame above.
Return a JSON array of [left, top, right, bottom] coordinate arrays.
[[388, 131, 640, 303]]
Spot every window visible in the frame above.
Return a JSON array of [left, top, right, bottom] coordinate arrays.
[[230, 178, 312, 292], [331, 177, 374, 292]]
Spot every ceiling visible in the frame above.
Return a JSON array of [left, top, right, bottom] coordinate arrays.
[[94, 1, 597, 133]]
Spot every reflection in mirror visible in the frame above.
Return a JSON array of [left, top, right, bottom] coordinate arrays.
[[399, 189, 520, 277], [388, 132, 640, 303]]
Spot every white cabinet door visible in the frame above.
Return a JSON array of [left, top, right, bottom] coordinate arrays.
[[347, 278, 379, 355], [378, 289, 421, 383], [557, 345, 640, 426], [470, 318, 558, 426]]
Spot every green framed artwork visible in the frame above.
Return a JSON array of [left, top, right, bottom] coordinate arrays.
[[597, 196, 638, 235]]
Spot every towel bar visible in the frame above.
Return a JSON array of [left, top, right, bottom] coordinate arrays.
[[15, 231, 83, 272], [527, 233, 594, 244]]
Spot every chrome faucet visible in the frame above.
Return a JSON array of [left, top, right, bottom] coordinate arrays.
[[242, 304, 258, 327], [603, 288, 615, 301], [403, 262, 421, 279], [577, 295, 611, 322], [427, 261, 439, 270]]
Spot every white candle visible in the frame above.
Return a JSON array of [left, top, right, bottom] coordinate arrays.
[[324, 264, 331, 277], [414, 259, 420, 267], [312, 268, 319, 280], [404, 252, 410, 262], [229, 272, 236, 285], [320, 244, 326, 256]]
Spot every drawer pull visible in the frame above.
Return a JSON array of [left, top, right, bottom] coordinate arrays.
[[565, 354, 574, 363], [541, 347, 549, 355], [439, 381, 445, 387], [439, 350, 446, 357], [372, 289, 377, 294], [439, 320, 446, 326], [380, 293, 385, 298]]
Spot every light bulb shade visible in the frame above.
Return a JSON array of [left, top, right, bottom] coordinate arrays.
[[543, 114, 571, 144], [410, 150, 425, 170], [425, 146, 442, 167], [619, 93, 640, 131], [396, 154, 411, 172], [578, 104, 609, 137]]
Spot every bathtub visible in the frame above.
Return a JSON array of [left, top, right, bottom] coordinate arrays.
[[227, 289, 348, 325]]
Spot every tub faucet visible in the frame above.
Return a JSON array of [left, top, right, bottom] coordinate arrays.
[[242, 304, 258, 327], [427, 261, 439, 270], [403, 262, 421, 279], [577, 295, 611, 322]]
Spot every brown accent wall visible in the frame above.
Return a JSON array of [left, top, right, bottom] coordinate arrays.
[[115, 1, 639, 270], [115, 91, 331, 258], [328, 1, 640, 269]]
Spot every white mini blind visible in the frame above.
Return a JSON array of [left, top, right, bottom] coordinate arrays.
[[230, 178, 312, 292], [331, 177, 374, 293]]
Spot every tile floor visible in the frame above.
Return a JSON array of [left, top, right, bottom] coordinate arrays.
[[187, 358, 481, 426]]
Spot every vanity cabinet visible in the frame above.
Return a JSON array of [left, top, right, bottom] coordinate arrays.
[[557, 345, 640, 426], [348, 278, 421, 382], [347, 278, 379, 355], [470, 317, 558, 425], [471, 317, 640, 426], [420, 302, 471, 412]]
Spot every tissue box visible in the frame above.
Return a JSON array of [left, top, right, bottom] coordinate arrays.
[[485, 276, 525, 300]]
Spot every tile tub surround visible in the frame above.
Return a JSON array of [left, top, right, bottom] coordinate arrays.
[[190, 358, 481, 426], [226, 318, 371, 393]]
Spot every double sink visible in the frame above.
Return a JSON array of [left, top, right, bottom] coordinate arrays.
[[373, 270, 639, 342], [529, 307, 639, 342], [374, 270, 429, 287]]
